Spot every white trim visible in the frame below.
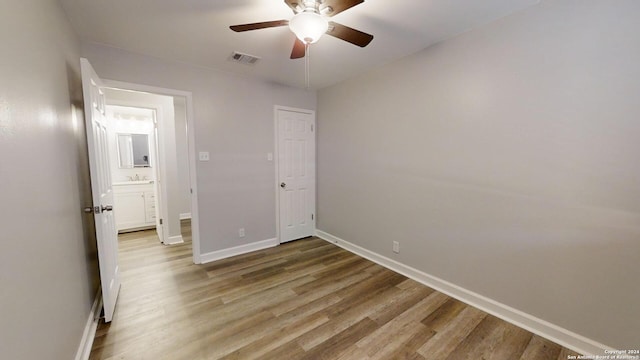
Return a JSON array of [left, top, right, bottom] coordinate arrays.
[[274, 107, 280, 243], [200, 238, 279, 264], [165, 234, 184, 245], [274, 105, 316, 244], [180, 212, 192, 220], [102, 79, 201, 264], [315, 229, 613, 356], [74, 289, 102, 360]]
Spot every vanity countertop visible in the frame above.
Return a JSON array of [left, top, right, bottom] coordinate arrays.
[[113, 180, 154, 186]]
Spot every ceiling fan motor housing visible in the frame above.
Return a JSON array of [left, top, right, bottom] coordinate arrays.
[[292, 0, 334, 15]]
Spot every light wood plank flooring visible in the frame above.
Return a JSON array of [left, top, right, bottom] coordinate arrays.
[[90, 223, 579, 359]]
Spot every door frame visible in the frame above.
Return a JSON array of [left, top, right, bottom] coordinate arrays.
[[104, 79, 202, 264], [274, 105, 317, 243]]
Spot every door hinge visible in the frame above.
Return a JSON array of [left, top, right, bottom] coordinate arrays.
[[311, 213, 314, 221], [190, 188, 193, 194], [159, 218, 163, 225]]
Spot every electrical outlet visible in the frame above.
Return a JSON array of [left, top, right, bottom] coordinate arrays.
[[393, 241, 400, 254], [238, 228, 245, 238], [199, 151, 210, 161]]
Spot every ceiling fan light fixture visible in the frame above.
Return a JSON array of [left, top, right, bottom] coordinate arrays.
[[289, 11, 329, 44]]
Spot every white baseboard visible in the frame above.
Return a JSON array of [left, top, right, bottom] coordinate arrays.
[[180, 212, 192, 220], [200, 238, 279, 264], [74, 289, 102, 360], [165, 234, 184, 245], [315, 229, 611, 356]]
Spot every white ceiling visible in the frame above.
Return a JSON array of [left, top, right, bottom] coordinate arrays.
[[60, 0, 540, 89]]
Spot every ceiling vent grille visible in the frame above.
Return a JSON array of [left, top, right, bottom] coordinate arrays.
[[229, 51, 261, 65]]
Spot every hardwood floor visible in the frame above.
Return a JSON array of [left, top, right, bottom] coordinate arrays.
[[90, 223, 579, 359]]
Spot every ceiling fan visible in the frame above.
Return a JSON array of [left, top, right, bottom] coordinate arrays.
[[230, 0, 374, 59]]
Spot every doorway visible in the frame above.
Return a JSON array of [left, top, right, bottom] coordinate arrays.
[[106, 105, 164, 240], [103, 80, 201, 264]]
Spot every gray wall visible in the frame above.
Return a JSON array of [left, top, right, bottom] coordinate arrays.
[[82, 43, 317, 254], [317, 0, 640, 349], [0, 1, 99, 359]]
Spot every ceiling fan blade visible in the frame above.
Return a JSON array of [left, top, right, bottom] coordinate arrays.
[[284, 0, 302, 14], [321, 0, 364, 17], [290, 38, 306, 59], [327, 21, 373, 47], [230, 20, 289, 32]]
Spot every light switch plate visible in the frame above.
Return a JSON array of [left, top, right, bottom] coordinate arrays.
[[199, 152, 210, 161], [267, 153, 273, 161]]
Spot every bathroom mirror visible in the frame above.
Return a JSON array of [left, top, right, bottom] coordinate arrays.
[[117, 133, 151, 168]]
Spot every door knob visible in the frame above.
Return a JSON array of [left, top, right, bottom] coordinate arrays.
[[101, 205, 113, 212], [280, 182, 286, 188]]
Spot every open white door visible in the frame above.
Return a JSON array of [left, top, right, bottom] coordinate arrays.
[[276, 107, 316, 243], [81, 58, 121, 322]]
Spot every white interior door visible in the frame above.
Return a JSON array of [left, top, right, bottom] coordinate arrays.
[[81, 58, 121, 322], [277, 107, 316, 243]]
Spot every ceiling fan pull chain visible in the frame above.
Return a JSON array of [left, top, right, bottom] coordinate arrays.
[[305, 42, 310, 90]]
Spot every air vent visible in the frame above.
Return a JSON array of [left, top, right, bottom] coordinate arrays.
[[229, 51, 261, 65]]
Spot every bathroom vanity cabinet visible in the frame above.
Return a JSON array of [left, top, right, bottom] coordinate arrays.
[[113, 181, 156, 232]]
